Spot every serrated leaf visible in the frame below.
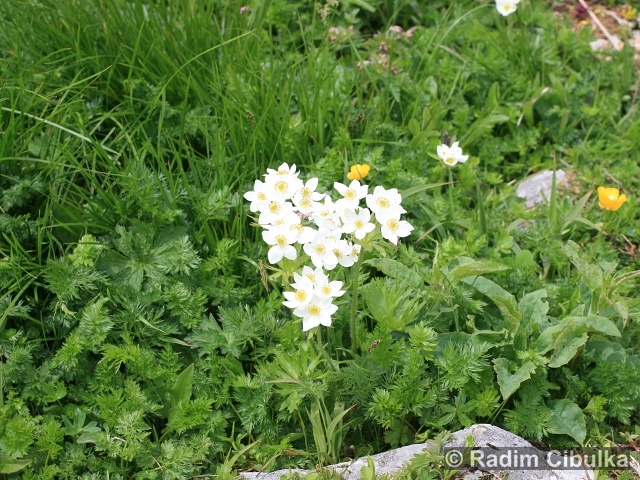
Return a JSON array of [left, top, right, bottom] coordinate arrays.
[[493, 359, 537, 400], [548, 400, 586, 444], [364, 258, 423, 290]]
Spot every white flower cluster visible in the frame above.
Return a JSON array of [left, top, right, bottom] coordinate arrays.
[[244, 163, 413, 331]]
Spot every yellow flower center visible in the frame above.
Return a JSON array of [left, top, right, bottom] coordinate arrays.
[[321, 285, 332, 295], [295, 290, 307, 302], [275, 180, 288, 193], [275, 235, 287, 246], [308, 304, 321, 316], [387, 219, 399, 231], [301, 187, 312, 197], [269, 201, 280, 213], [257, 192, 266, 200], [445, 157, 456, 165], [314, 245, 326, 255], [354, 219, 364, 229], [277, 169, 288, 175], [300, 198, 312, 208], [305, 273, 317, 282], [376, 197, 390, 209], [345, 189, 357, 200], [333, 249, 343, 259]]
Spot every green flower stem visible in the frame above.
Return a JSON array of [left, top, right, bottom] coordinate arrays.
[[448, 168, 455, 215], [313, 327, 337, 372], [349, 248, 365, 354]]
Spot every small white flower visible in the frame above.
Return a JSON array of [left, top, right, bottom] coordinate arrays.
[[262, 225, 298, 263], [341, 208, 376, 240], [303, 229, 339, 270], [380, 217, 414, 245], [312, 197, 341, 230], [495, 0, 520, 16], [296, 178, 325, 201], [331, 239, 357, 268], [334, 180, 368, 210], [436, 141, 469, 167], [365, 186, 406, 224], [244, 180, 271, 213], [264, 167, 304, 201], [314, 275, 345, 300], [293, 297, 338, 331], [297, 265, 327, 285], [283, 277, 315, 309], [258, 199, 294, 226]]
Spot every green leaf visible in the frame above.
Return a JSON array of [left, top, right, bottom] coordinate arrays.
[[548, 400, 586, 444], [515, 289, 549, 350], [364, 258, 423, 290], [463, 276, 521, 336], [401, 183, 448, 199], [0, 457, 32, 474], [169, 363, 194, 423], [493, 359, 537, 400], [447, 260, 510, 285]]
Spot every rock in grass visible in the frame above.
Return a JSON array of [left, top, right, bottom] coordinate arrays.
[[516, 169, 567, 209], [238, 424, 594, 480]]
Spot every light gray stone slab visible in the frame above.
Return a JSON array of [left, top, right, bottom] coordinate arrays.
[[515, 169, 567, 209], [239, 424, 595, 480]]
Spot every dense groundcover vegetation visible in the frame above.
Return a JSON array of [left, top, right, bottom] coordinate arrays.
[[1, 0, 639, 477]]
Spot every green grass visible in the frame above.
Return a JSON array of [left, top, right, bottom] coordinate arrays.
[[0, 0, 639, 478]]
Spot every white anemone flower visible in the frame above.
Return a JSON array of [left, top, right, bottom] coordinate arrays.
[[264, 163, 304, 200], [293, 297, 338, 331], [262, 225, 298, 263], [495, 0, 520, 16], [365, 186, 406, 224], [380, 217, 414, 245], [258, 199, 294, 226], [297, 265, 328, 286], [331, 239, 357, 268], [283, 277, 315, 309], [303, 229, 339, 270], [436, 141, 469, 167], [341, 208, 376, 240], [314, 275, 345, 300], [312, 197, 341, 230], [243, 180, 271, 213], [334, 180, 368, 210]]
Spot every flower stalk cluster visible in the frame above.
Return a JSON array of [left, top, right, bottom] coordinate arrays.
[[245, 163, 413, 332]]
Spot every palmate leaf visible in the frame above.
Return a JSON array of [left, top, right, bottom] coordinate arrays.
[[364, 258, 424, 290]]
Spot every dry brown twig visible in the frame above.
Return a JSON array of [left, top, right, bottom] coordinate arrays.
[[577, 0, 623, 51]]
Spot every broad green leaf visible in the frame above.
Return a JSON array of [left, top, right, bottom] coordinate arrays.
[[0, 457, 32, 474], [585, 336, 627, 362], [493, 359, 537, 400], [548, 334, 588, 368], [463, 276, 521, 336], [364, 258, 423, 290], [447, 260, 510, 285], [548, 400, 586, 444], [169, 363, 194, 423], [515, 289, 549, 350], [561, 241, 603, 291]]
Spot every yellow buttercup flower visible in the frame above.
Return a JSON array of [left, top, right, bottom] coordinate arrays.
[[597, 186, 628, 211], [347, 164, 370, 181]]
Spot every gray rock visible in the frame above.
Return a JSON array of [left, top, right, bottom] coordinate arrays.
[[239, 424, 594, 480], [515, 170, 567, 209], [447, 424, 594, 480]]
